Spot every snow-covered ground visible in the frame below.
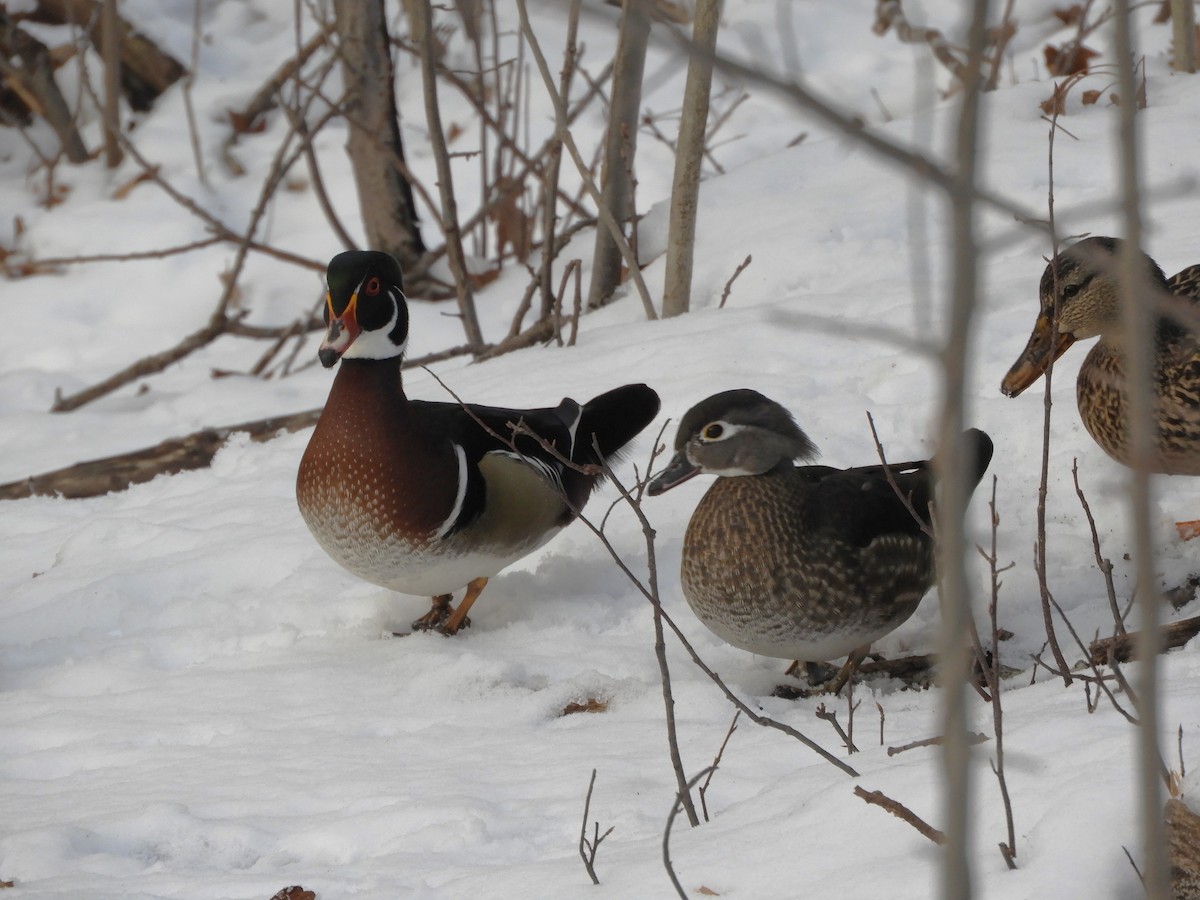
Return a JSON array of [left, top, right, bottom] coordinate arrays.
[[3, 1, 1199, 897]]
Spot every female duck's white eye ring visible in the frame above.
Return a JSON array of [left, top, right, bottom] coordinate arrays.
[[700, 421, 745, 442]]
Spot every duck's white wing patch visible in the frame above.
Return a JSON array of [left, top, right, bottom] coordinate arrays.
[[434, 443, 470, 539]]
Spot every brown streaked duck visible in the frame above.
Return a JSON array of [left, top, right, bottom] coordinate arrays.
[[297, 250, 660, 635], [1001, 236, 1200, 474], [648, 389, 993, 691]]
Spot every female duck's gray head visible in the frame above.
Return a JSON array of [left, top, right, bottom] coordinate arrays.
[[648, 389, 818, 495]]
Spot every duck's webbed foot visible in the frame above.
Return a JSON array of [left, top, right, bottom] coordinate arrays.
[[410, 594, 467, 634]]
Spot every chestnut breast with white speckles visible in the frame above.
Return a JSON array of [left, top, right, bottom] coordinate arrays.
[[680, 467, 932, 662], [297, 361, 570, 597]]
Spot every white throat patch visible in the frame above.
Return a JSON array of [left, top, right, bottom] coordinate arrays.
[[341, 288, 407, 360]]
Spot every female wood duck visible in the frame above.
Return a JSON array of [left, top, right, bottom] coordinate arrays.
[[648, 389, 993, 691], [1001, 236, 1200, 474], [296, 251, 660, 635]]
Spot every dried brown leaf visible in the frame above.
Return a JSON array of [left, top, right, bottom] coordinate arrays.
[[1053, 4, 1085, 25], [561, 698, 609, 716], [270, 887, 316, 900], [1039, 89, 1066, 116], [698, 887, 720, 896], [1044, 42, 1100, 76], [1081, 89, 1103, 105]]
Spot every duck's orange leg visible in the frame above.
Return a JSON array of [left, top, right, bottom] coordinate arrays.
[[439, 577, 489, 636]]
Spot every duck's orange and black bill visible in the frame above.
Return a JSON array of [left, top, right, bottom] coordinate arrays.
[[318, 289, 362, 368], [1000, 314, 1076, 398], [648, 449, 700, 496]]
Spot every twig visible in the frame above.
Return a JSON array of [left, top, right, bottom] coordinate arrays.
[[853, 786, 946, 845], [538, 0, 581, 320], [181, 0, 206, 184], [717, 253, 752, 309], [664, 768, 714, 900], [698, 711, 740, 822], [815, 703, 859, 754], [1072, 460, 1126, 634], [864, 411, 934, 539], [221, 20, 334, 175], [1039, 586, 1138, 723], [51, 313, 239, 413], [283, 100, 357, 253], [846, 682, 860, 751], [578, 769, 613, 885], [1036, 84, 1074, 685], [27, 235, 225, 267], [887, 732, 988, 757], [413, 0, 484, 349], [517, 0, 658, 321], [979, 476, 1018, 868]]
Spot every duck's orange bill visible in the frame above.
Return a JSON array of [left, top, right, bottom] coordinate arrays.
[[318, 290, 361, 368], [1000, 313, 1076, 398]]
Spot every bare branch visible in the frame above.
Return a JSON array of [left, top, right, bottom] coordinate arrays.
[[517, 0, 658, 321], [663, 768, 714, 900], [577, 769, 613, 885], [854, 786, 946, 845], [698, 711, 740, 822]]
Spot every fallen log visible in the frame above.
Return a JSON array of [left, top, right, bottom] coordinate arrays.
[[1088, 613, 1200, 665], [0, 409, 319, 501]]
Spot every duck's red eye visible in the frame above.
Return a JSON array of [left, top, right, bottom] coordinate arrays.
[[365, 276, 382, 296]]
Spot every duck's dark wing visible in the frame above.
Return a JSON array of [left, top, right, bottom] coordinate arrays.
[[413, 396, 579, 467], [412, 382, 660, 521], [799, 428, 994, 548], [798, 463, 934, 548]]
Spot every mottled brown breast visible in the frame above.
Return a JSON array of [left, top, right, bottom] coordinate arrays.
[[1077, 340, 1200, 475]]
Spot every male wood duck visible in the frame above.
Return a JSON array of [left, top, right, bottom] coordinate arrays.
[[648, 389, 993, 691], [1001, 236, 1200, 474], [296, 251, 660, 635]]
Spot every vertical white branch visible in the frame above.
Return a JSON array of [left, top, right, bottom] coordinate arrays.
[[938, 1, 992, 897], [1112, 3, 1168, 897]]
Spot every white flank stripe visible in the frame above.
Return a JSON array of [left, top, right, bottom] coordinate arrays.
[[564, 403, 582, 456], [434, 443, 470, 539]]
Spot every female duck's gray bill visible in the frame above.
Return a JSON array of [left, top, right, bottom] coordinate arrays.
[[648, 449, 700, 496]]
